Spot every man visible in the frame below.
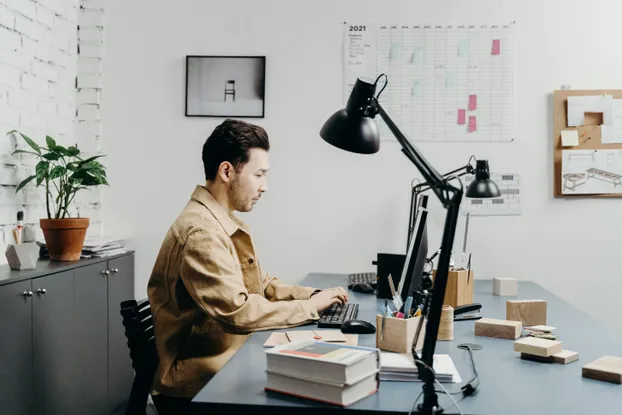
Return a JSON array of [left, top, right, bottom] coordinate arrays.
[[147, 119, 348, 412]]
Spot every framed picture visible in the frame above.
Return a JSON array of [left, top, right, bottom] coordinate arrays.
[[185, 55, 266, 118]]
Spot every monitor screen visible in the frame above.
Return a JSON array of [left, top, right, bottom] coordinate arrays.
[[397, 195, 429, 303]]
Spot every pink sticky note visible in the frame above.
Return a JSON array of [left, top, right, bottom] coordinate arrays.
[[469, 95, 477, 111], [492, 39, 501, 55], [458, 109, 466, 125], [468, 116, 477, 132]]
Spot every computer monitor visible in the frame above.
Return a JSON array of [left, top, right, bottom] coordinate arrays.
[[396, 194, 429, 303]]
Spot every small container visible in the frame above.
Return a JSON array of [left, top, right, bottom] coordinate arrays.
[[376, 314, 426, 353], [5, 243, 39, 270]]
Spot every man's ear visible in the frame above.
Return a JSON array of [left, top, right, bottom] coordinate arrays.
[[218, 161, 234, 182]]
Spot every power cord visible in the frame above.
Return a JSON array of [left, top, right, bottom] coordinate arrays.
[[457, 343, 481, 397]]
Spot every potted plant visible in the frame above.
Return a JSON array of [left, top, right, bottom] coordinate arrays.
[[7, 130, 109, 261]]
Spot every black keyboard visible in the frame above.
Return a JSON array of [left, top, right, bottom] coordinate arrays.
[[317, 303, 359, 328], [347, 272, 377, 288]]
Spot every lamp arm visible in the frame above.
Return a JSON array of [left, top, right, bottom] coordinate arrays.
[[374, 99, 463, 414]]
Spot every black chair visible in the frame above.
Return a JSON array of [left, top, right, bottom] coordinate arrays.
[[120, 298, 159, 415], [224, 79, 235, 102]]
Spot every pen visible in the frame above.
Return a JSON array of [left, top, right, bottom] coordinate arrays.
[[403, 296, 413, 318], [467, 253, 472, 283], [16, 211, 23, 245], [381, 299, 388, 341]]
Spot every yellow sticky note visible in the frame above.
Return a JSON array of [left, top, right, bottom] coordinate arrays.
[[561, 130, 579, 147]]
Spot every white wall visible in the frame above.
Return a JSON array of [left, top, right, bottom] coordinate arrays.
[[0, 0, 105, 262], [103, 0, 622, 332]]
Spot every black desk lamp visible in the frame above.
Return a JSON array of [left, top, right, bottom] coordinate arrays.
[[320, 75, 500, 414]]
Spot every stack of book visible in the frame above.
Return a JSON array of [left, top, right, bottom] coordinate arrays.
[[379, 352, 461, 383], [264, 340, 380, 406], [38, 237, 127, 259]]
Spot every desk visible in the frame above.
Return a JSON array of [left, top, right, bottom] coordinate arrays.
[[192, 273, 622, 414]]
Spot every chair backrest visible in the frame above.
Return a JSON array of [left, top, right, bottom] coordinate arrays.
[[226, 80, 235, 87], [120, 298, 158, 415]]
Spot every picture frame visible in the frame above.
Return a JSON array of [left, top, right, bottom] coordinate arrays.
[[185, 55, 266, 118]]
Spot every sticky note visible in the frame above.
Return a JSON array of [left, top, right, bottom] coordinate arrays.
[[492, 39, 501, 55], [458, 109, 466, 125], [561, 129, 579, 147], [446, 72, 457, 88], [458, 39, 469, 57], [469, 94, 477, 111], [411, 47, 423, 65], [411, 80, 421, 97], [390, 45, 401, 60], [468, 116, 477, 132]]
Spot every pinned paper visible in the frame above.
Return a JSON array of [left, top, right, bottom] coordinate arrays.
[[561, 129, 579, 147], [567, 95, 613, 127], [468, 116, 477, 132], [458, 109, 466, 125], [601, 98, 622, 144], [492, 39, 501, 55], [469, 94, 477, 111]]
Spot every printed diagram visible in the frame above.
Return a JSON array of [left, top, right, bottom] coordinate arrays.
[[461, 173, 521, 216], [562, 150, 622, 194]]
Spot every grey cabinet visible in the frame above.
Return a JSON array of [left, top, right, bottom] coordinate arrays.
[[0, 252, 135, 415]]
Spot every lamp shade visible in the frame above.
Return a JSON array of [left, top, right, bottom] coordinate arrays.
[[465, 160, 501, 198], [320, 78, 381, 154]]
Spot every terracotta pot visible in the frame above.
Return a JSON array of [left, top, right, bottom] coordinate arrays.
[[40, 218, 90, 261]]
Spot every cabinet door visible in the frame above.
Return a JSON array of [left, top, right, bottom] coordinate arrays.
[[0, 280, 34, 415], [32, 270, 76, 415], [74, 263, 109, 415], [107, 255, 135, 412]]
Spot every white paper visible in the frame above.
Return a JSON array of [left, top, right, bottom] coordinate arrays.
[[562, 149, 622, 194], [601, 99, 622, 144], [567, 95, 613, 127], [561, 129, 579, 147], [343, 23, 515, 142]]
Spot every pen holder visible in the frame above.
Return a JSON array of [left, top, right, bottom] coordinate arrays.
[[376, 314, 426, 353], [432, 268, 473, 308], [5, 243, 39, 270]]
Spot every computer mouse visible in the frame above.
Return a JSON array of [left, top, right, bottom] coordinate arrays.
[[341, 319, 376, 334], [351, 282, 375, 294]]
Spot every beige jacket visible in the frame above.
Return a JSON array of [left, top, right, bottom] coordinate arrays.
[[147, 185, 320, 398]]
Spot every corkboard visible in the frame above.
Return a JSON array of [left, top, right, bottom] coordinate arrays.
[[553, 89, 622, 197]]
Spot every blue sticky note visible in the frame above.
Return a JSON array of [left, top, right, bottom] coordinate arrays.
[[411, 80, 421, 96], [390, 45, 401, 61], [458, 39, 468, 57], [411, 47, 423, 65], [446, 72, 457, 88]]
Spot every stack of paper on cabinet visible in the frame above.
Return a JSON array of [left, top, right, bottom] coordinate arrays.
[[264, 340, 380, 406], [379, 352, 461, 383]]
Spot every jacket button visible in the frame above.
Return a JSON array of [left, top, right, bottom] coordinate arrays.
[[248, 258, 254, 264]]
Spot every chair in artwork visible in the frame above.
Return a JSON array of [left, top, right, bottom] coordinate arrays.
[[224, 80, 236, 102]]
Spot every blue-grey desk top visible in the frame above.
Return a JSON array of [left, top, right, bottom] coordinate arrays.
[[192, 273, 622, 414]]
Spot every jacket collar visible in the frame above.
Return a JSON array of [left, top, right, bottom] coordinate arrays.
[[190, 185, 249, 236]]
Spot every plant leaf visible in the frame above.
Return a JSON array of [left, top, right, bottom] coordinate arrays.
[[78, 155, 104, 166], [35, 161, 49, 186], [49, 165, 66, 180], [11, 149, 39, 157], [67, 146, 79, 156], [42, 152, 61, 161], [15, 175, 36, 193], [45, 135, 56, 150], [8, 130, 41, 155]]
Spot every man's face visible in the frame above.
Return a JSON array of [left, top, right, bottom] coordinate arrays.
[[228, 148, 269, 212]]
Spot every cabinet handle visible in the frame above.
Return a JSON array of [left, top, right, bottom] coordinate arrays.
[[111, 268, 119, 273], [37, 288, 47, 295], [22, 291, 33, 297], [101, 270, 110, 276]]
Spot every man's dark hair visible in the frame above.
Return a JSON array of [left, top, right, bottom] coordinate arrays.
[[202, 119, 270, 181]]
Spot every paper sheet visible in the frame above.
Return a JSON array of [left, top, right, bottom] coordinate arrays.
[[567, 95, 613, 127], [263, 331, 359, 347], [561, 149, 622, 194], [561, 129, 579, 147], [463, 173, 522, 216], [601, 99, 622, 144]]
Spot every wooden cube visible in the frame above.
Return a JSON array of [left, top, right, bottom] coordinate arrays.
[[506, 300, 547, 326], [520, 349, 579, 365], [514, 337, 562, 357], [474, 317, 522, 340], [432, 269, 473, 308], [493, 277, 518, 296], [583, 356, 622, 384]]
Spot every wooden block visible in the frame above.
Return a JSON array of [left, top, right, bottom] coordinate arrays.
[[506, 300, 547, 326], [582, 356, 622, 384], [474, 317, 522, 340], [514, 336, 562, 357], [433, 269, 473, 308], [493, 277, 518, 296], [552, 350, 579, 364]]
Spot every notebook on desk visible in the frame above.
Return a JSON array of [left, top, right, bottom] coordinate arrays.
[[379, 352, 461, 383]]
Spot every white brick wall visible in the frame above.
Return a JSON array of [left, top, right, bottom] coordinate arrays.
[[0, 0, 105, 262]]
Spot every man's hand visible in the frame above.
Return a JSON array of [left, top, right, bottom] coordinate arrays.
[[310, 287, 349, 313]]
